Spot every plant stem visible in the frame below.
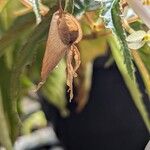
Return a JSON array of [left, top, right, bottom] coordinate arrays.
[[64, 0, 69, 11], [131, 49, 150, 98]]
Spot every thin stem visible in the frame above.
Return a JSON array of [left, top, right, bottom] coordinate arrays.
[[131, 49, 150, 97], [127, 15, 139, 24], [84, 13, 95, 29], [123, 19, 135, 33], [58, 0, 63, 16], [59, 0, 63, 10], [84, 13, 105, 32], [64, 0, 69, 11]]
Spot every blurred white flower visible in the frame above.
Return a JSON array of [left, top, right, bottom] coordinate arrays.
[[126, 30, 150, 49]]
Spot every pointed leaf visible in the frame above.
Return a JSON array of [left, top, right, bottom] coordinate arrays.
[[102, 0, 135, 79]]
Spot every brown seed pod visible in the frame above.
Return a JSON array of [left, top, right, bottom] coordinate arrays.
[[41, 11, 69, 81], [37, 10, 82, 101], [58, 13, 82, 45]]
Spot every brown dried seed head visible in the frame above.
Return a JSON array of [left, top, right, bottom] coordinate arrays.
[[58, 13, 82, 45], [37, 10, 82, 101]]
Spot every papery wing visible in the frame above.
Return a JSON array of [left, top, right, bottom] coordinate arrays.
[[41, 11, 68, 82]]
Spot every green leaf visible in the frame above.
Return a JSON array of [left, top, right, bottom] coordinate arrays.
[[102, 0, 135, 80], [74, 0, 85, 15], [10, 4, 58, 139], [108, 35, 150, 132], [111, 0, 135, 79], [84, 0, 102, 11], [0, 57, 20, 142], [0, 0, 9, 13], [42, 60, 68, 117], [74, 0, 101, 15], [30, 0, 42, 24], [64, 0, 74, 14], [0, 87, 13, 150], [0, 13, 35, 57]]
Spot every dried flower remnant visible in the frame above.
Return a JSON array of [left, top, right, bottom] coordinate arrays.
[[37, 10, 82, 101], [126, 30, 150, 49]]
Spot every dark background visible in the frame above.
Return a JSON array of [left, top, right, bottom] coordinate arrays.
[[40, 56, 150, 150]]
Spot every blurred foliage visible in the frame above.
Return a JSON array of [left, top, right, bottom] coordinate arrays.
[[0, 0, 150, 149], [22, 111, 47, 134]]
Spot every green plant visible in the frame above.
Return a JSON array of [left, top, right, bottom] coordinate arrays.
[[0, 0, 150, 149]]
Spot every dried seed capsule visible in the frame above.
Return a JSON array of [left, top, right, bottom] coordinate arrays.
[[37, 10, 82, 101], [58, 13, 82, 45], [40, 11, 68, 82]]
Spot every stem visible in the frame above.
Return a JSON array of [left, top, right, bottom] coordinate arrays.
[[123, 19, 135, 33], [64, 0, 74, 13], [64, 0, 69, 11], [131, 50, 150, 97], [84, 13, 95, 28], [127, 15, 139, 24], [84, 13, 105, 32]]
